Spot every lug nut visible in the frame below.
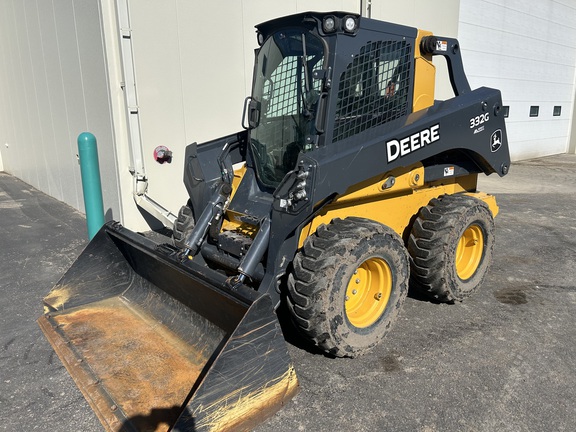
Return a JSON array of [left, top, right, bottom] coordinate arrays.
[[352, 289, 357, 295], [375, 293, 382, 300]]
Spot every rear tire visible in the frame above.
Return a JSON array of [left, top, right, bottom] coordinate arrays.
[[173, 202, 195, 249], [408, 194, 495, 303], [287, 217, 409, 358]]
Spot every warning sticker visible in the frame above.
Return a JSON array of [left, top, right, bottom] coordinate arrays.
[[444, 166, 455, 176], [436, 40, 448, 52]]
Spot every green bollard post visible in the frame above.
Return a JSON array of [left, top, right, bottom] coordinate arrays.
[[77, 132, 105, 240]]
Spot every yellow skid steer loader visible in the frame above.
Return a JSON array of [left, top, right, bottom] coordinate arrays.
[[39, 12, 510, 432]]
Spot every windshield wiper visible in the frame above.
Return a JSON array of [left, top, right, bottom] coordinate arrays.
[[300, 33, 311, 114]]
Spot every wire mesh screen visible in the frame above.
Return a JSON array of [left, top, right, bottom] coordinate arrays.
[[258, 56, 323, 148], [263, 56, 323, 118], [333, 40, 412, 142], [264, 57, 299, 117]]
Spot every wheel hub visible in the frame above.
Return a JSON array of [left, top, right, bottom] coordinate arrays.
[[345, 257, 392, 328], [455, 224, 484, 280]]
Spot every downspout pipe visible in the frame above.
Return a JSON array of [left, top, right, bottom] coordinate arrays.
[[360, 0, 372, 18], [116, 0, 176, 229], [133, 175, 177, 227]]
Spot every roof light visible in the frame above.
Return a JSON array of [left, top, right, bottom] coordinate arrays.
[[343, 16, 357, 33], [323, 16, 336, 33], [257, 32, 265, 46]]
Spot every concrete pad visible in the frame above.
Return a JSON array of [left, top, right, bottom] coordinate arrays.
[[1, 154, 575, 431]]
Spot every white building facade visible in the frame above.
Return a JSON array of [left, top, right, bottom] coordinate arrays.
[[0, 0, 574, 231]]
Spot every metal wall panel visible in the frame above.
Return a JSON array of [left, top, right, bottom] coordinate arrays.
[[1, 1, 44, 188], [73, 0, 122, 221], [458, 0, 576, 160], [53, 0, 90, 209], [0, 3, 14, 176], [0, 0, 121, 223], [35, 0, 74, 206]]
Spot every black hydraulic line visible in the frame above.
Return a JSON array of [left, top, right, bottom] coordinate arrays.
[[182, 182, 232, 258], [238, 217, 271, 278]]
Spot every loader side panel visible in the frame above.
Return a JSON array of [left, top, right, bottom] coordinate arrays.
[[297, 164, 485, 247], [312, 86, 509, 203]]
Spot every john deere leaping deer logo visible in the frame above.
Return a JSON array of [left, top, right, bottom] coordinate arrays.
[[491, 129, 502, 153]]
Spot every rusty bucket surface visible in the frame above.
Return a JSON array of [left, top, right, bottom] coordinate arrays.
[[38, 222, 298, 432]]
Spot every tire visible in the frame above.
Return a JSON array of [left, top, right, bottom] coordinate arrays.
[[172, 202, 195, 249], [287, 217, 409, 358], [407, 194, 495, 303]]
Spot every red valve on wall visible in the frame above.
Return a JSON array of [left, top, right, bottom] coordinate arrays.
[[153, 146, 172, 164]]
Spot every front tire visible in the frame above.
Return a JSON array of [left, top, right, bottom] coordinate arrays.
[[172, 202, 195, 249], [408, 194, 495, 302], [287, 218, 409, 358]]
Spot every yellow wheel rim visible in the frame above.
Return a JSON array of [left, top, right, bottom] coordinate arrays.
[[455, 224, 484, 280], [345, 257, 392, 328]]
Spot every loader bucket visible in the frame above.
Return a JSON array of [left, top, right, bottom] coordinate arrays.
[[38, 222, 298, 432]]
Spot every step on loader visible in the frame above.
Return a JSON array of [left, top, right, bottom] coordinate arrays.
[[39, 11, 510, 432]]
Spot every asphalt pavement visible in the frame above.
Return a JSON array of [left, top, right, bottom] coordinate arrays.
[[1, 154, 575, 431]]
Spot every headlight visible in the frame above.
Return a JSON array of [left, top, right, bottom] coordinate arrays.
[[343, 16, 358, 33], [323, 15, 336, 33], [257, 32, 265, 46]]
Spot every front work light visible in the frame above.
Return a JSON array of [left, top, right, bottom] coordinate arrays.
[[323, 16, 336, 33], [257, 32, 265, 46], [343, 16, 358, 33]]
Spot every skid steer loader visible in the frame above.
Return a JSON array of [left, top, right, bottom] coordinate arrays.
[[39, 11, 510, 432]]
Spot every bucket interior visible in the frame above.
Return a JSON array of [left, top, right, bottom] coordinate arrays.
[[39, 226, 251, 431]]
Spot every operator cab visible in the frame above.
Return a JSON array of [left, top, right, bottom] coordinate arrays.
[[248, 27, 326, 189]]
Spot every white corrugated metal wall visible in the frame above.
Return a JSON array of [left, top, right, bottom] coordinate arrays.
[[1, 0, 574, 231], [0, 0, 122, 222], [458, 0, 576, 161]]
